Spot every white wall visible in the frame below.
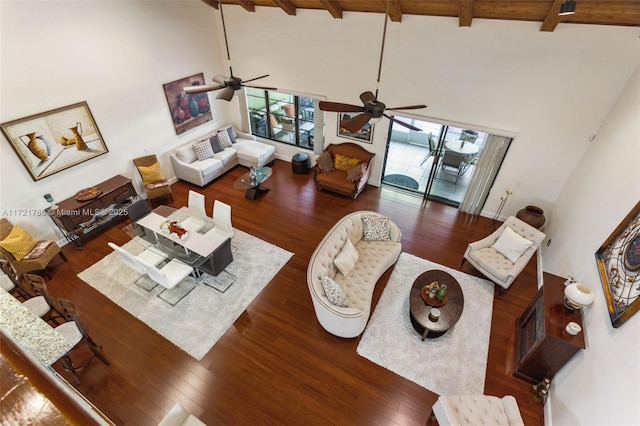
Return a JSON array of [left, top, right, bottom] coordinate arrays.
[[543, 64, 640, 426], [223, 6, 639, 221], [0, 0, 233, 241]]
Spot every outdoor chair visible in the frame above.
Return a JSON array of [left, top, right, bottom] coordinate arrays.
[[133, 155, 173, 207], [438, 150, 466, 184]]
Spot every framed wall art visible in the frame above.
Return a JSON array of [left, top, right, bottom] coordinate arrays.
[[337, 112, 373, 143], [595, 201, 640, 328], [163, 73, 212, 135], [1, 101, 109, 181]]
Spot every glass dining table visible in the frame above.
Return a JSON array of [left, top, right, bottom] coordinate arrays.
[[132, 206, 233, 278]]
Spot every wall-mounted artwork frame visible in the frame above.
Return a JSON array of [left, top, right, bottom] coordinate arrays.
[[337, 112, 373, 143], [1, 101, 109, 181], [163, 73, 212, 135], [595, 201, 640, 328]]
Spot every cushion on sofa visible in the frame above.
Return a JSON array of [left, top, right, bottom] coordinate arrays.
[[234, 140, 275, 167], [175, 146, 197, 164], [0, 225, 38, 261], [346, 163, 367, 182], [209, 136, 224, 153], [321, 275, 350, 307], [362, 215, 391, 241], [217, 129, 233, 148], [198, 158, 223, 176], [491, 226, 533, 263], [334, 238, 359, 276], [316, 151, 335, 175], [334, 153, 361, 171], [193, 140, 214, 160], [137, 162, 165, 184]]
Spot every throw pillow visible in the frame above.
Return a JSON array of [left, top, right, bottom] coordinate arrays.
[[209, 135, 224, 153], [217, 129, 233, 148], [334, 238, 359, 276], [193, 140, 214, 161], [282, 103, 295, 117], [334, 153, 361, 171], [0, 225, 38, 261], [346, 163, 367, 183], [362, 215, 391, 242], [491, 226, 534, 263], [269, 113, 279, 128], [226, 127, 237, 143], [320, 275, 350, 307], [175, 146, 197, 164], [137, 162, 164, 184], [316, 151, 335, 175]]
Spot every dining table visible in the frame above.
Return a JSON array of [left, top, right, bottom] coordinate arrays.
[[444, 140, 480, 155], [0, 288, 72, 366]]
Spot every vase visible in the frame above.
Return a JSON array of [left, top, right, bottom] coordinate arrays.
[[516, 205, 546, 229], [22, 132, 49, 161], [189, 95, 199, 118]]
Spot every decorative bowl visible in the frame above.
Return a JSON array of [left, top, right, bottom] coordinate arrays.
[[564, 283, 595, 309]]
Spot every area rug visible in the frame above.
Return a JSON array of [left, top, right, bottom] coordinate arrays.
[[77, 229, 293, 360], [357, 253, 494, 395], [384, 174, 420, 190]]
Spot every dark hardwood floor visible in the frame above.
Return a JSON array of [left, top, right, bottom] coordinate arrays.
[[44, 160, 545, 425]]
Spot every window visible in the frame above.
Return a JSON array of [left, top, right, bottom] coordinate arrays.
[[246, 88, 316, 150]]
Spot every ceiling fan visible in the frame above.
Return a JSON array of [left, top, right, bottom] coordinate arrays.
[[184, 1, 276, 101], [319, 0, 426, 133]]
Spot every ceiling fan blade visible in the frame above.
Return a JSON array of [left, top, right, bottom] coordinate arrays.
[[386, 104, 428, 111], [216, 87, 236, 101], [183, 83, 224, 94], [384, 114, 423, 132], [242, 74, 269, 84], [212, 74, 228, 84], [360, 91, 376, 104], [319, 101, 364, 113], [341, 113, 372, 133], [244, 84, 278, 91]]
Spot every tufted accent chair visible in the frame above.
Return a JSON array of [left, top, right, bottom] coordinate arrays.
[[430, 395, 524, 426], [307, 211, 402, 338], [462, 216, 545, 290]]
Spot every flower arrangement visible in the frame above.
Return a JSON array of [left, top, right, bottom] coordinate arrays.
[[160, 220, 188, 238]]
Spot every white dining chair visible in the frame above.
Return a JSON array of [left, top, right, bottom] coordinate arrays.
[[139, 258, 194, 291], [204, 200, 233, 244], [181, 190, 208, 233], [108, 242, 168, 290]]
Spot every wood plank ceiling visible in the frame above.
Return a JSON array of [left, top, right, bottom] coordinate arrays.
[[203, 0, 640, 32]]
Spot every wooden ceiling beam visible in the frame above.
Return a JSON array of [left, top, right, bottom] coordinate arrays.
[[459, 0, 474, 27], [273, 0, 296, 16], [540, 0, 563, 32], [236, 1, 255, 12], [319, 0, 343, 19], [388, 0, 403, 23]]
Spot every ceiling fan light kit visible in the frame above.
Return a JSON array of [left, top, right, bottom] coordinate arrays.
[[559, 0, 577, 16], [184, 1, 276, 100], [319, 0, 426, 133]]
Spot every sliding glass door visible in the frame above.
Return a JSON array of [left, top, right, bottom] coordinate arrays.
[[382, 116, 510, 210]]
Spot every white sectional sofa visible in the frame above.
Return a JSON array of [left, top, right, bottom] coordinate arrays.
[[307, 211, 402, 338], [170, 124, 276, 187]]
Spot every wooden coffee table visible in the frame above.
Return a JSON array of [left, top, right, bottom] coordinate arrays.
[[409, 270, 464, 340]]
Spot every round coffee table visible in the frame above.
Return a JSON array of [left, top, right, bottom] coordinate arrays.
[[409, 269, 464, 340]]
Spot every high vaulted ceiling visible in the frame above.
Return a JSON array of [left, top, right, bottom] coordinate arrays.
[[203, 1, 640, 32]]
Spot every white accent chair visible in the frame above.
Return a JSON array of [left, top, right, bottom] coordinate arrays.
[[430, 395, 524, 426], [158, 402, 206, 426], [462, 216, 545, 290], [204, 200, 233, 244], [181, 191, 208, 233]]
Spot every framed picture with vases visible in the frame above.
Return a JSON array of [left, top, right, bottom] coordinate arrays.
[[163, 73, 212, 135], [595, 201, 640, 327], [0, 101, 109, 181], [337, 112, 373, 143]]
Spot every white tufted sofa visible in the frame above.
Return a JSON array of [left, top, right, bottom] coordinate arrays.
[[431, 395, 524, 425], [307, 211, 402, 338]]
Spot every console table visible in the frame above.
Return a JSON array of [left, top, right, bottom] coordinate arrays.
[[513, 275, 585, 383], [46, 175, 138, 249]]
